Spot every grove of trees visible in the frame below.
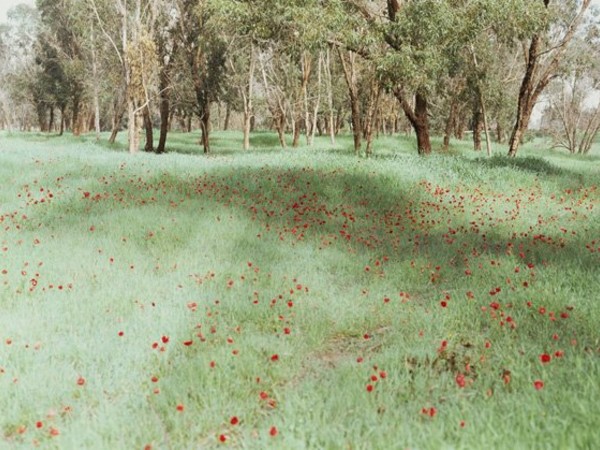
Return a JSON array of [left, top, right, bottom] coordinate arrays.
[[0, 0, 598, 157]]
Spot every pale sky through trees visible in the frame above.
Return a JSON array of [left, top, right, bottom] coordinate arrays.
[[2, 0, 599, 23], [0, 0, 35, 22]]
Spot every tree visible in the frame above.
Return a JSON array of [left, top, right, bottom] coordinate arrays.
[[174, 0, 226, 153], [507, 0, 592, 157], [542, 29, 600, 154], [90, 0, 160, 154], [0, 4, 41, 131], [36, 0, 89, 136]]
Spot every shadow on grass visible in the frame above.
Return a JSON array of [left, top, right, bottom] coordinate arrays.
[[472, 155, 564, 176], [31, 158, 600, 280]]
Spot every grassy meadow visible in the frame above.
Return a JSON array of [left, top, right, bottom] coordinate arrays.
[[0, 130, 599, 449]]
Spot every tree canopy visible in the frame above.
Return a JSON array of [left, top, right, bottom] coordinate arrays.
[[0, 0, 597, 156]]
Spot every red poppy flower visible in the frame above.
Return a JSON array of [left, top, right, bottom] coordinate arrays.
[[230, 416, 239, 426], [269, 426, 278, 437], [534, 380, 544, 390], [539, 353, 551, 364]]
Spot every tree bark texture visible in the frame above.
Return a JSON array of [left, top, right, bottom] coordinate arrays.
[[394, 88, 431, 155]]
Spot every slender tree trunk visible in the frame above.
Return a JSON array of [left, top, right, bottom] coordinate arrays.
[[168, 110, 174, 132], [48, 107, 54, 133], [276, 115, 287, 148], [156, 60, 174, 153], [455, 113, 466, 140], [292, 117, 302, 147], [473, 106, 483, 151], [91, 24, 101, 141], [335, 109, 344, 135], [480, 95, 492, 156], [301, 52, 312, 145], [337, 48, 361, 155], [325, 47, 336, 145], [59, 106, 65, 136], [157, 89, 170, 153], [443, 99, 458, 150], [37, 104, 47, 132], [309, 52, 323, 146], [127, 99, 139, 154], [109, 110, 123, 144], [496, 122, 504, 143], [242, 46, 256, 151], [200, 109, 210, 153], [364, 81, 382, 158], [143, 105, 153, 152], [223, 103, 231, 131], [72, 94, 81, 136]]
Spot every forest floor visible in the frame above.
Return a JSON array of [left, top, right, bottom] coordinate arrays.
[[1, 131, 599, 449]]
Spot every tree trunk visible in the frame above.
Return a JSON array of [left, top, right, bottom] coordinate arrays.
[[335, 109, 344, 135], [292, 117, 302, 147], [157, 94, 170, 153], [496, 122, 504, 143], [48, 107, 55, 133], [127, 99, 139, 154], [59, 106, 65, 136], [364, 81, 381, 158], [473, 106, 482, 151], [443, 99, 458, 150], [415, 123, 431, 155], [91, 24, 101, 141], [337, 48, 361, 155], [325, 47, 336, 145], [37, 104, 47, 132], [394, 88, 431, 155], [156, 75, 171, 153], [143, 105, 153, 152], [240, 47, 256, 150], [309, 52, 323, 146], [455, 113, 466, 140], [223, 103, 231, 131], [243, 112, 252, 150], [508, 0, 591, 156], [200, 110, 210, 153], [301, 52, 312, 146], [109, 93, 125, 144], [72, 93, 82, 137], [276, 115, 287, 148]]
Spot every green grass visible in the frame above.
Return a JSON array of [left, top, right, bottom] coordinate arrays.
[[0, 130, 599, 449]]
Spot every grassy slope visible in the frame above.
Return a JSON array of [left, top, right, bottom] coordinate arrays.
[[0, 131, 599, 449]]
